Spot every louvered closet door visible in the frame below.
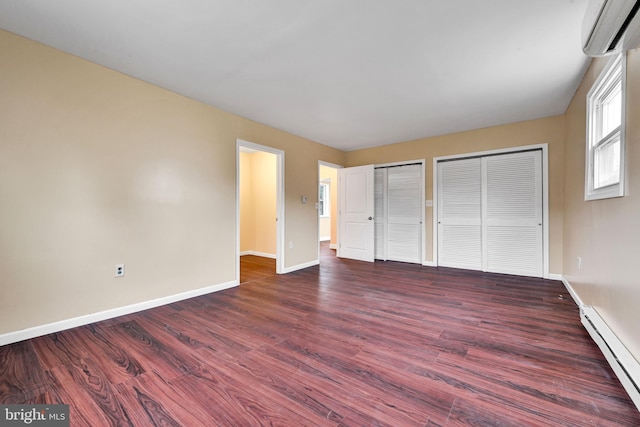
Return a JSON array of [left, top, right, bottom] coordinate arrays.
[[387, 165, 421, 263], [483, 151, 542, 277], [437, 158, 482, 270], [374, 168, 387, 260]]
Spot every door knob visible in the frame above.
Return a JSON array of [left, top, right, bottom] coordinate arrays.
[[368, 217, 373, 220]]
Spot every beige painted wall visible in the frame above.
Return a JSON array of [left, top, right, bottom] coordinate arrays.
[[319, 165, 338, 244], [0, 30, 344, 335], [241, 151, 277, 255], [319, 217, 331, 240], [563, 49, 640, 362], [330, 169, 338, 246], [239, 152, 255, 252], [345, 116, 565, 273]]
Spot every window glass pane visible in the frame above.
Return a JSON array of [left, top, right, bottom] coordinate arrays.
[[586, 53, 625, 200], [601, 80, 622, 138], [319, 183, 329, 216], [594, 137, 620, 189]]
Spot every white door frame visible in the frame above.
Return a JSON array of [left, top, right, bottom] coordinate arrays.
[[432, 143, 550, 278], [318, 161, 343, 261], [236, 139, 285, 280]]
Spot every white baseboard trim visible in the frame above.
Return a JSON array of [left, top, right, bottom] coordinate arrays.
[[422, 260, 437, 267], [561, 276, 584, 307], [581, 305, 640, 411], [240, 251, 276, 259], [281, 260, 319, 274], [330, 243, 338, 250], [547, 273, 563, 281], [565, 275, 640, 410], [0, 280, 238, 347], [319, 236, 331, 242]]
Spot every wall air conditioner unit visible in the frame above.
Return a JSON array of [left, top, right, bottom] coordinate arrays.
[[583, 0, 640, 56]]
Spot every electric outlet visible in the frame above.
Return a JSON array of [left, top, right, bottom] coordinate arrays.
[[577, 257, 582, 271], [289, 241, 294, 249], [115, 264, 125, 277]]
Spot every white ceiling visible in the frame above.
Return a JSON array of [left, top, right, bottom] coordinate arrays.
[[0, 0, 591, 151]]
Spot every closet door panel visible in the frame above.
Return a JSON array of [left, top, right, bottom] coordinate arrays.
[[437, 158, 482, 270], [483, 151, 542, 276], [386, 165, 421, 263], [374, 168, 387, 260]]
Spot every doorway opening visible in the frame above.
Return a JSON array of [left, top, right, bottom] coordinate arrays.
[[318, 161, 341, 263], [237, 140, 284, 283]]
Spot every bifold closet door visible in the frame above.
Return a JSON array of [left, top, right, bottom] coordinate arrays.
[[374, 168, 387, 260], [386, 165, 421, 263], [437, 150, 543, 277], [437, 158, 483, 270], [483, 151, 542, 277], [374, 164, 422, 263]]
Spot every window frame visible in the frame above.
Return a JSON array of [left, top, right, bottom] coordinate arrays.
[[585, 53, 626, 201], [319, 181, 330, 217]]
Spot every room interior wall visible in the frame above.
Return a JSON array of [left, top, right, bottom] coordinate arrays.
[[330, 167, 338, 247], [0, 30, 344, 336], [319, 214, 331, 240], [250, 151, 277, 256], [345, 116, 565, 274], [563, 49, 640, 363], [239, 152, 255, 252]]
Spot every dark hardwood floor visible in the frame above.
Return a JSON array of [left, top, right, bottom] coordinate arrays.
[[1, 243, 639, 426], [240, 254, 276, 284]]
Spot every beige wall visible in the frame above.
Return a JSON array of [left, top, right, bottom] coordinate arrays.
[[239, 152, 255, 252], [319, 217, 331, 240], [563, 49, 640, 362], [330, 169, 338, 246], [345, 116, 566, 273], [240, 151, 277, 255], [0, 30, 344, 335]]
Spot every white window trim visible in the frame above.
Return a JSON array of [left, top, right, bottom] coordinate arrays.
[[319, 181, 330, 218], [585, 53, 626, 201]]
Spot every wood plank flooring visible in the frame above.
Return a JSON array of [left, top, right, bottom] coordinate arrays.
[[1, 243, 639, 426]]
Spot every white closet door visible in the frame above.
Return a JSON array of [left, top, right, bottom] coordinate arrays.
[[437, 158, 482, 270], [483, 151, 542, 276], [374, 168, 387, 260], [387, 165, 422, 263]]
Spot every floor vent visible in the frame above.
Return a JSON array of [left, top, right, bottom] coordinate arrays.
[[581, 305, 640, 411]]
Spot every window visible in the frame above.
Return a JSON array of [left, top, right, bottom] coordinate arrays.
[[586, 53, 626, 200], [319, 182, 330, 217]]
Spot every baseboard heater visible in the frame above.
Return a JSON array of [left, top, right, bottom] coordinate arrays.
[[581, 305, 640, 411]]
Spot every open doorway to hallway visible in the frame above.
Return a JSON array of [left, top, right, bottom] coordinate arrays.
[[318, 161, 341, 263], [237, 140, 284, 283]]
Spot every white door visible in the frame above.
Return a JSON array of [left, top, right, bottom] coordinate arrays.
[[386, 165, 422, 263], [338, 165, 375, 262], [483, 151, 542, 276]]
